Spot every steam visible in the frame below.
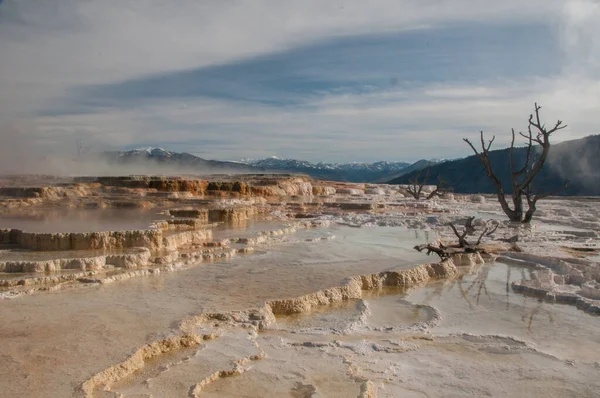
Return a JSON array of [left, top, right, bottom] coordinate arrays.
[[0, 123, 56, 175], [547, 135, 600, 189], [561, 0, 600, 76], [0, 123, 260, 177], [544, 1, 600, 186]]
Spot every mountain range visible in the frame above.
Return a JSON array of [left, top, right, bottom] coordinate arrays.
[[101, 147, 261, 174], [239, 157, 430, 182], [101, 148, 433, 182], [102, 135, 599, 195], [389, 135, 600, 196]]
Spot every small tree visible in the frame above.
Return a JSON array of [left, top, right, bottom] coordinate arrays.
[[406, 163, 451, 200], [464, 103, 569, 223]]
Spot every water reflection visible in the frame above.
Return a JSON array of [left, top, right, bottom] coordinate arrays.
[[521, 297, 555, 333], [0, 207, 163, 232], [407, 260, 600, 361], [412, 229, 431, 242]]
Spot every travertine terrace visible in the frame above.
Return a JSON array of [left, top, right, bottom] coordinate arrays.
[[1, 174, 599, 397]]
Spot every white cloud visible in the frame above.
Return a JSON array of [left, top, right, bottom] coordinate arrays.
[[560, 0, 600, 75], [0, 0, 565, 115], [1, 0, 599, 167], [24, 74, 599, 163]]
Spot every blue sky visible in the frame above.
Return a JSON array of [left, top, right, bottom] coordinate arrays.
[[77, 23, 559, 107], [1, 0, 599, 167]]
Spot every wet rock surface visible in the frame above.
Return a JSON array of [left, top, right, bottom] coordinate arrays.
[[0, 174, 599, 397]]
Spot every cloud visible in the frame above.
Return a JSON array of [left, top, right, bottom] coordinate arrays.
[[26, 75, 598, 164], [65, 22, 560, 112], [0, 0, 599, 170], [0, 0, 565, 115], [560, 0, 600, 75]]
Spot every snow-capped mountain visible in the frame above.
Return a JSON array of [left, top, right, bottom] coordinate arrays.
[[243, 156, 409, 171], [240, 157, 414, 182], [101, 148, 261, 173], [241, 156, 317, 170], [119, 147, 176, 158], [100, 149, 433, 182]]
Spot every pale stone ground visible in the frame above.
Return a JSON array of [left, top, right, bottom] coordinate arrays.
[[1, 182, 599, 397]]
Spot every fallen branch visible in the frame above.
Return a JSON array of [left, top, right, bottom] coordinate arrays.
[[414, 244, 451, 259], [414, 218, 500, 259]]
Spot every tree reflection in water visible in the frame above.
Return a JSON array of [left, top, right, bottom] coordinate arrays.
[[419, 262, 553, 332]]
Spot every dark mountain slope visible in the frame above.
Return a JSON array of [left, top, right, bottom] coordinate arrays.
[[242, 157, 412, 182], [388, 135, 600, 196], [376, 159, 435, 183]]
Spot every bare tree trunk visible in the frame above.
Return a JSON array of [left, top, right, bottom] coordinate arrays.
[[510, 193, 524, 222], [523, 204, 536, 224], [407, 163, 430, 200], [493, 188, 520, 222], [464, 104, 568, 223]]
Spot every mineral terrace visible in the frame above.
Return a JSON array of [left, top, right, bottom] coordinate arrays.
[[1, 174, 599, 397]]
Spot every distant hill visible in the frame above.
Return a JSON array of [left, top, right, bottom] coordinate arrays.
[[101, 148, 436, 182], [100, 148, 261, 174], [375, 159, 436, 183], [388, 135, 600, 196], [241, 157, 431, 182]]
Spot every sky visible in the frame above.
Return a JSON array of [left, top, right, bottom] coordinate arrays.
[[1, 0, 599, 164]]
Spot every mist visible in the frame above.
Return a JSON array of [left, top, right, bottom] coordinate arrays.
[[547, 134, 600, 192], [0, 124, 265, 178]]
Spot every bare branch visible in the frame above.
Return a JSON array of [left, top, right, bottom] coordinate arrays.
[[486, 223, 499, 236], [515, 126, 533, 176], [464, 216, 476, 235], [463, 138, 478, 154], [426, 176, 453, 200], [447, 222, 463, 240], [516, 104, 566, 193], [529, 104, 567, 136], [414, 244, 450, 259], [475, 227, 489, 246], [447, 217, 477, 247], [478, 132, 496, 153], [407, 163, 434, 200], [528, 179, 570, 204], [475, 222, 498, 246]]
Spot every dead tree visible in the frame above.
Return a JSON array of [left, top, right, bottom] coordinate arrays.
[[447, 217, 498, 248], [464, 103, 569, 223], [426, 176, 451, 200], [414, 217, 498, 259], [406, 163, 451, 200]]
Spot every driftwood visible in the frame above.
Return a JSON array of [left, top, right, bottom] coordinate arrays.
[[414, 242, 485, 260], [464, 103, 569, 223], [414, 217, 499, 260], [414, 242, 452, 259], [499, 235, 519, 243]]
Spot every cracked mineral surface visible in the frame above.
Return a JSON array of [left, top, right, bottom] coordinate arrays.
[[0, 175, 599, 397]]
